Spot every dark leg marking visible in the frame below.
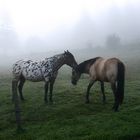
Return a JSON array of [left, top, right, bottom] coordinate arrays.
[[111, 83, 119, 112], [12, 79, 22, 130], [100, 81, 106, 103], [18, 76, 25, 101], [86, 80, 95, 104], [49, 78, 55, 103], [44, 82, 49, 103]]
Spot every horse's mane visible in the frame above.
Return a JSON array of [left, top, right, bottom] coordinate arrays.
[[45, 53, 63, 60], [45, 51, 74, 60], [77, 57, 101, 73]]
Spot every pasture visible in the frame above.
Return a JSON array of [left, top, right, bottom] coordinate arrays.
[[0, 48, 140, 140]]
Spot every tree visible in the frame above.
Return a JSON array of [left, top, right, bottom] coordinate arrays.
[[106, 34, 121, 48]]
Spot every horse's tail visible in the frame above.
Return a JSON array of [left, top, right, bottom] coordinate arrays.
[[117, 61, 125, 105]]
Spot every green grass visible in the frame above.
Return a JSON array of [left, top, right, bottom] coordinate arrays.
[[0, 63, 140, 139]]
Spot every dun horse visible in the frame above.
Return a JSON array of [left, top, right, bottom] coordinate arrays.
[[12, 51, 77, 103], [71, 57, 125, 111]]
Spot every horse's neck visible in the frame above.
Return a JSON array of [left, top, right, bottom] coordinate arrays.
[[78, 62, 90, 74], [54, 55, 65, 70], [85, 64, 91, 74], [46, 54, 65, 71]]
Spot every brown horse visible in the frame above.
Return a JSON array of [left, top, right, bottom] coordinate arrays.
[[71, 57, 125, 111]]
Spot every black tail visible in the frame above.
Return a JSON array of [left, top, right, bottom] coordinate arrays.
[[117, 61, 125, 105]]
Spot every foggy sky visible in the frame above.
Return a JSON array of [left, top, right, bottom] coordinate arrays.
[[0, 0, 140, 59]]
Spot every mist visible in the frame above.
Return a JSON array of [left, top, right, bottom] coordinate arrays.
[[0, 0, 140, 68]]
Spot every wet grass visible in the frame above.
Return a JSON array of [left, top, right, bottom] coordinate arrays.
[[0, 65, 140, 140]]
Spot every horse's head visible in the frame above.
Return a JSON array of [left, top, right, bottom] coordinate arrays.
[[71, 66, 81, 85], [64, 50, 77, 68]]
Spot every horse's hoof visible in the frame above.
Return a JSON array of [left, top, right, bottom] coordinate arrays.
[[85, 100, 90, 104], [44, 100, 48, 104], [49, 102, 54, 105], [103, 100, 106, 104], [112, 105, 115, 110], [114, 109, 119, 112], [112, 106, 119, 112], [16, 127, 26, 134], [21, 98, 25, 101], [49, 100, 54, 104]]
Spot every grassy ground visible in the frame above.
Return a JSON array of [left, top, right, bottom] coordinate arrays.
[[0, 69, 140, 140], [0, 52, 140, 139]]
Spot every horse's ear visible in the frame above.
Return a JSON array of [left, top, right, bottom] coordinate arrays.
[[64, 51, 67, 56]]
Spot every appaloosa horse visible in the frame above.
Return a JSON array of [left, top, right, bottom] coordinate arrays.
[[71, 57, 125, 111], [12, 51, 77, 103]]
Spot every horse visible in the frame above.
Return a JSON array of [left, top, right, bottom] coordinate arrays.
[[71, 57, 125, 112], [12, 50, 77, 103]]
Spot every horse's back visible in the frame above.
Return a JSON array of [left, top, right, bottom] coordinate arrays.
[[12, 60, 44, 81], [89, 57, 123, 82], [95, 58, 109, 81], [89, 57, 105, 80], [104, 58, 120, 82]]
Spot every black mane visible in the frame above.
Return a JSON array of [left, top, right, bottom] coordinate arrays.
[[76, 57, 101, 73]]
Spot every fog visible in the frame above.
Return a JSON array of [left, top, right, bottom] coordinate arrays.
[[0, 0, 140, 68]]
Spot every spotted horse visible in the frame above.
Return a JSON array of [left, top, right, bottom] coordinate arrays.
[[12, 51, 77, 103]]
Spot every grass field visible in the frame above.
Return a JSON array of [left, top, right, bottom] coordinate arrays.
[[0, 50, 140, 140]]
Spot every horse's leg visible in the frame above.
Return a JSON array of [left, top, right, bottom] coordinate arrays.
[[44, 81, 49, 103], [12, 78, 19, 102], [49, 78, 55, 103], [86, 80, 95, 104], [111, 83, 119, 112], [12, 79, 22, 130], [100, 81, 106, 103], [18, 77, 25, 100]]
